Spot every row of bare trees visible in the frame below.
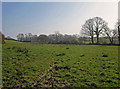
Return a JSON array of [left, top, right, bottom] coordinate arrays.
[[16, 17, 119, 45], [16, 32, 80, 44]]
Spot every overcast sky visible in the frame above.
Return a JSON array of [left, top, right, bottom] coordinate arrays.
[[2, 2, 118, 39]]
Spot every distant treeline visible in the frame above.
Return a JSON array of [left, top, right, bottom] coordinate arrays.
[[16, 32, 119, 45], [16, 17, 120, 45]]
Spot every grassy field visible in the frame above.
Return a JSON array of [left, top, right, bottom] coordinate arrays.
[[2, 40, 120, 88]]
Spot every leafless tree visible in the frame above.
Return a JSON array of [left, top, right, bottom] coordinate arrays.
[[103, 27, 118, 44], [16, 33, 24, 41], [31, 35, 38, 42], [116, 20, 120, 44], [92, 17, 108, 44], [38, 34, 49, 43], [81, 18, 94, 44], [55, 31, 60, 42], [28, 33, 33, 41]]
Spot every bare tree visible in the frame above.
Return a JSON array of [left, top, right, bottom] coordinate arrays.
[[103, 27, 118, 44], [55, 31, 60, 43], [16, 33, 24, 41], [31, 35, 38, 42], [81, 18, 94, 44], [116, 20, 120, 44], [38, 34, 49, 44], [28, 33, 33, 41], [92, 17, 108, 44]]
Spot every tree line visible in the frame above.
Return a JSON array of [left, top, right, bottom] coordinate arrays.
[[16, 32, 80, 44], [16, 17, 120, 45]]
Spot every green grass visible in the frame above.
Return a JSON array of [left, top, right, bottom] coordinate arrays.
[[2, 40, 120, 87]]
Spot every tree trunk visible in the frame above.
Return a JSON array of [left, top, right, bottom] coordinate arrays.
[[91, 36, 94, 44], [96, 34, 99, 44], [109, 37, 113, 45]]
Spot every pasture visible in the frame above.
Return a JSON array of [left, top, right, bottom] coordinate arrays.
[[2, 40, 119, 87]]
